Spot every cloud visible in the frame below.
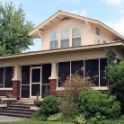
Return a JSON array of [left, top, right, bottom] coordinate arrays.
[[106, 16, 124, 35], [70, 9, 88, 16], [101, 0, 122, 5]]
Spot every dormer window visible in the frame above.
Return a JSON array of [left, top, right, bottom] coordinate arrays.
[[61, 29, 69, 48], [50, 32, 58, 49], [96, 27, 101, 44], [72, 28, 81, 47]]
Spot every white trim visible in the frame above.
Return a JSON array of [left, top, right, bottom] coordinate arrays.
[[57, 87, 108, 91], [92, 87, 108, 90], [0, 88, 12, 91]]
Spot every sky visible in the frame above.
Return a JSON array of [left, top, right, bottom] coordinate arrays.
[[1, 0, 124, 51]]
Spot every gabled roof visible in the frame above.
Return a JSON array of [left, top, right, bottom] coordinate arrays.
[[29, 10, 124, 40]]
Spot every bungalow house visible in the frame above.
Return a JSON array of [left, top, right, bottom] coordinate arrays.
[[0, 10, 124, 100]]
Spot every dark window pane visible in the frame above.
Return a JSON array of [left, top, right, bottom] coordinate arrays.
[[50, 41, 58, 49], [42, 84, 50, 97], [100, 59, 108, 86], [32, 84, 40, 96], [0, 68, 4, 88], [5, 67, 13, 88], [61, 39, 69, 48], [32, 68, 40, 82], [22, 66, 30, 84], [21, 85, 29, 98], [85, 59, 99, 86], [42, 64, 51, 84], [71, 60, 84, 77], [72, 37, 81, 47], [58, 62, 70, 87]]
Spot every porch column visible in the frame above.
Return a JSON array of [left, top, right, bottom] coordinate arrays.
[[49, 62, 58, 96], [12, 65, 21, 99]]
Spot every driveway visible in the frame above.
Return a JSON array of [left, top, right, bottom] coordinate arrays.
[[0, 116, 26, 122]]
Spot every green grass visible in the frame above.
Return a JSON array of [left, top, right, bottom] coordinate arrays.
[[1, 116, 124, 124], [0, 119, 73, 124]]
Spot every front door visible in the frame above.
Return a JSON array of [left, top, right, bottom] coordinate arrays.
[[30, 67, 42, 98]]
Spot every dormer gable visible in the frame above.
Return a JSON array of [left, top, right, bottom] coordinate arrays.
[[29, 10, 124, 50]]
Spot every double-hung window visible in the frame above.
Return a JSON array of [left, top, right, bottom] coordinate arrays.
[[72, 28, 81, 47], [50, 32, 58, 49], [61, 29, 69, 48]]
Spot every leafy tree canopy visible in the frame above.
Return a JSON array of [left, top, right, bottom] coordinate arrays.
[[0, 2, 33, 56]]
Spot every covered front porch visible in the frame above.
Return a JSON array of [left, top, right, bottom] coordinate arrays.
[[0, 43, 123, 99]]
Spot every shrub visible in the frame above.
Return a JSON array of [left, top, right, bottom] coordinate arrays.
[[74, 114, 87, 124], [35, 96, 59, 120], [105, 61, 124, 113], [47, 113, 63, 121], [58, 75, 91, 116], [79, 90, 121, 119]]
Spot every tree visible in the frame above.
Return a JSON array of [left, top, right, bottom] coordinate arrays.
[[0, 2, 33, 56], [106, 61, 124, 113]]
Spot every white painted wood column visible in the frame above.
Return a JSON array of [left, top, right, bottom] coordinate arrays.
[[49, 62, 58, 80], [12, 65, 21, 81]]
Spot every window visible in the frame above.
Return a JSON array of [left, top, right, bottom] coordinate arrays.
[[61, 29, 69, 48], [85, 59, 99, 86], [96, 28, 101, 44], [50, 32, 58, 49], [72, 28, 81, 47], [21, 66, 30, 98], [100, 59, 108, 86], [58, 60, 84, 87], [96, 28, 100, 36], [0, 67, 13, 88], [58, 59, 108, 87], [58, 62, 70, 87]]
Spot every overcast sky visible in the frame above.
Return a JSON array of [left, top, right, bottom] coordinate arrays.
[[1, 0, 124, 51]]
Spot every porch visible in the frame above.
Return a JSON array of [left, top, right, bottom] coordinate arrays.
[[0, 43, 123, 99], [0, 58, 108, 100]]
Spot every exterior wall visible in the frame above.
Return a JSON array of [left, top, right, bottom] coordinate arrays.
[[40, 18, 117, 50]]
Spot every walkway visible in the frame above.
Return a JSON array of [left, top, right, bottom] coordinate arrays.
[[0, 116, 26, 122]]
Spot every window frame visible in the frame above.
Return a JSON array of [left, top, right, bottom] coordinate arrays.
[[50, 31, 58, 49]]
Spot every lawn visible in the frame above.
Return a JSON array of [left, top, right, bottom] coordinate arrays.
[[0, 120, 73, 124], [1, 117, 124, 124]]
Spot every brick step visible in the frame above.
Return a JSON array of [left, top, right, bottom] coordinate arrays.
[[2, 109, 33, 115], [0, 112, 32, 118]]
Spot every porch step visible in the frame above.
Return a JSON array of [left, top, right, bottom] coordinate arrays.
[[0, 103, 37, 118]]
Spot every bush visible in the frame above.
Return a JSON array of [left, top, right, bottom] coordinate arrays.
[[79, 90, 121, 119], [105, 61, 124, 113], [58, 75, 91, 116], [47, 113, 63, 121], [74, 114, 87, 124], [35, 96, 59, 120]]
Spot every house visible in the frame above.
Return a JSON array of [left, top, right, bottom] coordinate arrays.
[[0, 10, 124, 100]]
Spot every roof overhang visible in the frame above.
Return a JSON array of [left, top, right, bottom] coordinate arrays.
[[29, 10, 124, 40], [0, 41, 124, 60]]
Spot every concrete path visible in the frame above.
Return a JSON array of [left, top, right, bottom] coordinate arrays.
[[0, 116, 26, 122]]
